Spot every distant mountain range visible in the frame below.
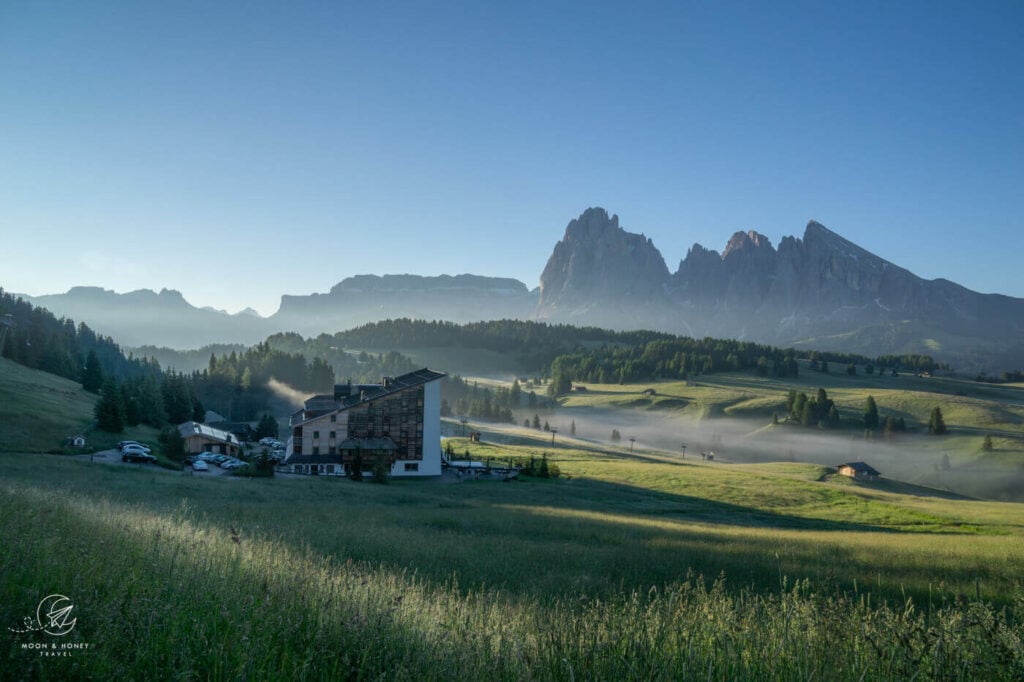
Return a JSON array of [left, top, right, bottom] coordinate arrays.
[[13, 208, 1024, 370]]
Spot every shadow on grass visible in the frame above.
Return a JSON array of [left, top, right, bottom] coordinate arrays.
[[2, 452, 1015, 608]]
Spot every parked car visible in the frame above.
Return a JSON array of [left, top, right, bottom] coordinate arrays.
[[198, 453, 218, 462], [212, 455, 229, 464], [192, 460, 209, 471], [221, 458, 245, 469], [118, 441, 151, 453], [123, 451, 157, 464], [122, 444, 152, 457]]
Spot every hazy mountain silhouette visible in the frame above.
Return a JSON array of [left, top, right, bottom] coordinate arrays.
[[12, 209, 1024, 369]]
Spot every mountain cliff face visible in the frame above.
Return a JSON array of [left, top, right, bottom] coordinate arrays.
[[536, 208, 678, 328], [537, 211, 1024, 365]]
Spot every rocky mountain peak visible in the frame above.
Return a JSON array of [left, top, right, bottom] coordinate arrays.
[[562, 207, 620, 241], [538, 207, 671, 319], [722, 230, 775, 260]]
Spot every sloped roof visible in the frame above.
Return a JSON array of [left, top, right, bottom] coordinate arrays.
[[297, 368, 445, 424], [178, 422, 240, 445], [838, 461, 881, 476]]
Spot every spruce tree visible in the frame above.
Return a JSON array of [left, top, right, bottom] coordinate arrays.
[[827, 405, 840, 428], [863, 395, 879, 430], [81, 349, 104, 393], [95, 378, 125, 433], [929, 406, 948, 435]]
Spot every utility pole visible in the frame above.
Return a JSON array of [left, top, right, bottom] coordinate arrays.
[[550, 428, 557, 445], [629, 436, 636, 453]]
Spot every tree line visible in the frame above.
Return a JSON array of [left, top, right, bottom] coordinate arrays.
[[548, 339, 802, 394], [0, 289, 157, 383], [439, 376, 550, 424]]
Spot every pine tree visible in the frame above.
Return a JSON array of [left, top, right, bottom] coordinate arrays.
[[80, 349, 104, 393], [827, 405, 840, 428], [162, 426, 185, 461], [800, 401, 815, 427], [138, 375, 167, 427], [792, 392, 808, 421], [611, 429, 621, 443], [863, 395, 879, 430], [982, 434, 994, 451], [882, 415, 895, 439], [95, 378, 125, 433], [532, 414, 541, 429], [929, 406, 947, 435], [548, 370, 572, 398], [570, 419, 576, 436], [121, 382, 141, 427]]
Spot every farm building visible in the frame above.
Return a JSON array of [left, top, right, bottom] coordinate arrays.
[[178, 422, 242, 456], [836, 461, 881, 481], [286, 368, 445, 478]]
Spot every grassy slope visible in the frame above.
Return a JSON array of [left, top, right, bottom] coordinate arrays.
[[0, 357, 166, 454], [0, 357, 96, 452]]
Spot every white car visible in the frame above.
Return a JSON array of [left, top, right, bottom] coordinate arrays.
[[119, 441, 151, 454], [192, 460, 209, 471]]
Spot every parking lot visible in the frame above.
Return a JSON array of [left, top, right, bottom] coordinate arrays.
[[75, 449, 235, 476]]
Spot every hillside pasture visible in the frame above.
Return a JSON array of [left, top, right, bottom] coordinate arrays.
[[3, 447, 1024, 680]]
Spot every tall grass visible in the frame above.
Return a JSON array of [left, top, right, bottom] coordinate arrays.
[[3, 476, 1023, 680]]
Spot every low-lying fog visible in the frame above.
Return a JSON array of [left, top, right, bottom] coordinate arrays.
[[536, 408, 1023, 501]]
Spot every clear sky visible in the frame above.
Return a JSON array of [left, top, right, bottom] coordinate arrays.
[[2, 1, 1022, 316]]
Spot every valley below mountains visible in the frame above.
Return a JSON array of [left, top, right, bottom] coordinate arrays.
[[14, 208, 1024, 371]]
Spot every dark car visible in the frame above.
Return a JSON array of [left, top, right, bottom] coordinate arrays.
[[122, 451, 157, 464]]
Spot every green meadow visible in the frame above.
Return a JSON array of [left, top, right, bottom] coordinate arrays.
[[3, 359, 1024, 678]]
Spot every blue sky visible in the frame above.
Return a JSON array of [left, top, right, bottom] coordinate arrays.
[[2, 1, 1022, 315]]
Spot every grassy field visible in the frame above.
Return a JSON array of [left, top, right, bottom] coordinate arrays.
[[4, 361, 1024, 678], [547, 370, 1024, 501], [0, 357, 164, 455], [4, 435, 1024, 679]]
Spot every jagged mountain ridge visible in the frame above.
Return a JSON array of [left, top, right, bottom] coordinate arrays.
[[536, 208, 1024, 365], [10, 209, 1024, 369]]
